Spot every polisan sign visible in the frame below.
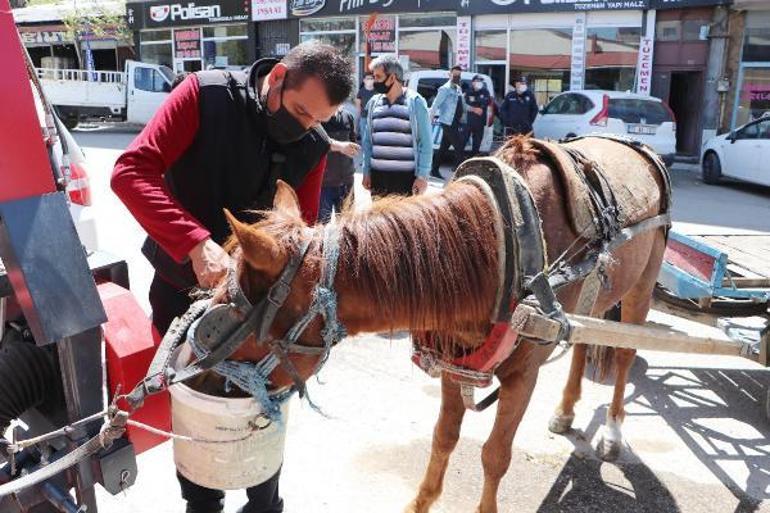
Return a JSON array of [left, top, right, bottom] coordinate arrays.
[[129, 0, 249, 28]]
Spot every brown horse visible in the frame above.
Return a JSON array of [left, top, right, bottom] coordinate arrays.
[[220, 135, 668, 513]]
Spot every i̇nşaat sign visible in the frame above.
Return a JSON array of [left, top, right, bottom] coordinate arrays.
[[127, 0, 249, 29]]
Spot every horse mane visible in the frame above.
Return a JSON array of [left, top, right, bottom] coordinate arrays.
[[494, 135, 540, 170], [335, 181, 499, 336]]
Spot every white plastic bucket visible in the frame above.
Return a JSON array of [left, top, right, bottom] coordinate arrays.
[[169, 346, 289, 490]]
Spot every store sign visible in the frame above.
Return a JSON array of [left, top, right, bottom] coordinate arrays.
[[252, 0, 287, 20], [174, 29, 202, 59], [127, 0, 249, 28], [570, 13, 586, 91], [456, 16, 471, 71], [650, 0, 729, 8], [290, 0, 457, 17], [19, 29, 71, 45], [460, 0, 648, 15], [366, 16, 396, 53], [636, 36, 653, 96]]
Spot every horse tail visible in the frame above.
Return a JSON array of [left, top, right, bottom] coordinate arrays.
[[585, 303, 622, 382]]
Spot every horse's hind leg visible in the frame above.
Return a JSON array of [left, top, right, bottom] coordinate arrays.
[[405, 373, 465, 513], [549, 343, 588, 434]]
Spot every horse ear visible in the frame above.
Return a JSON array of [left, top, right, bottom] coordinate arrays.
[[224, 209, 287, 277], [273, 180, 301, 219]]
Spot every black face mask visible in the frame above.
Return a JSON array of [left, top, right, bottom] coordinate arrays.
[[373, 75, 393, 94], [264, 79, 309, 145]]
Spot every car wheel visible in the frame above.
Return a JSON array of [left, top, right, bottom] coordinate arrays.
[[702, 152, 721, 185]]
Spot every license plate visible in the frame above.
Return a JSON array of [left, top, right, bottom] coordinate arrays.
[[628, 124, 657, 135]]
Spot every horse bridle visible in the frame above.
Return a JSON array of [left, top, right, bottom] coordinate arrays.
[[126, 224, 346, 412]]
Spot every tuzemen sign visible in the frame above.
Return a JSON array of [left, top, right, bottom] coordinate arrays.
[[459, 0, 649, 15], [127, 0, 249, 29]]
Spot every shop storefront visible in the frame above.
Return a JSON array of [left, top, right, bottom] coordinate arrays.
[[470, 3, 646, 106], [14, 3, 133, 71], [126, 0, 252, 73], [285, 0, 459, 85], [731, 10, 770, 129]]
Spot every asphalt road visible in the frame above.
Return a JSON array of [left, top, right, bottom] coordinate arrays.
[[71, 126, 770, 513]]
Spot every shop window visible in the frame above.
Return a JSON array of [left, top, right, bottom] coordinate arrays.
[[398, 29, 456, 72], [656, 21, 681, 42], [140, 30, 172, 43], [140, 42, 173, 68], [475, 30, 506, 62], [398, 14, 456, 28], [682, 20, 707, 42], [300, 17, 355, 32], [735, 67, 770, 127], [509, 29, 572, 104], [203, 39, 249, 69], [203, 25, 247, 38], [134, 67, 169, 92], [585, 27, 641, 92], [743, 28, 770, 63]]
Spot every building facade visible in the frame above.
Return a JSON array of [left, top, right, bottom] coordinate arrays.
[[126, 0, 256, 73]]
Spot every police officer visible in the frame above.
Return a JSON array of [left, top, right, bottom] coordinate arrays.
[[499, 76, 539, 137], [464, 74, 491, 156]]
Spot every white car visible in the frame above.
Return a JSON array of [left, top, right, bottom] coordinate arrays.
[[533, 90, 677, 166], [701, 117, 770, 187], [32, 82, 98, 251], [407, 70, 496, 154]]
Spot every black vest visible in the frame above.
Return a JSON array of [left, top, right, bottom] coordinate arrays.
[[143, 59, 330, 288]]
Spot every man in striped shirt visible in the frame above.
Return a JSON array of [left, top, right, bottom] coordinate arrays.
[[361, 55, 433, 197]]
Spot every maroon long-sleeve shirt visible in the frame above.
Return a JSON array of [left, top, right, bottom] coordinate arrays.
[[111, 74, 325, 263]]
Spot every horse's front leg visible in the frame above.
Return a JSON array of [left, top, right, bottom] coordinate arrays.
[[405, 373, 466, 513], [549, 343, 587, 434], [477, 358, 542, 513]]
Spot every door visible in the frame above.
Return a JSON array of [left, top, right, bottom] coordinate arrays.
[[126, 62, 172, 124], [534, 93, 592, 139], [750, 118, 770, 186], [668, 71, 703, 155], [722, 120, 761, 180]]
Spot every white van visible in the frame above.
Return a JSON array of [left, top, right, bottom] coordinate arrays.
[[406, 70, 496, 154]]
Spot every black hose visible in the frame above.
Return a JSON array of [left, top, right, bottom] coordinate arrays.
[[0, 328, 60, 432]]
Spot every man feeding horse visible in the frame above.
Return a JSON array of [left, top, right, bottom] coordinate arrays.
[[111, 42, 353, 513], [199, 132, 670, 512]]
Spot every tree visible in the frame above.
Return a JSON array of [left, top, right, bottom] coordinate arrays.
[[61, 0, 132, 70]]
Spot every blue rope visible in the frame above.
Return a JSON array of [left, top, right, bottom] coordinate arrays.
[[186, 223, 347, 422]]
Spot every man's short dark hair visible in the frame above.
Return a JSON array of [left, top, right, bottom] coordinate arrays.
[[282, 41, 353, 105], [451, 65, 463, 73]]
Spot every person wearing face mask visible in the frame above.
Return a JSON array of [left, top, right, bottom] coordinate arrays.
[[361, 54, 433, 197], [500, 76, 539, 137], [429, 65, 467, 179], [355, 72, 376, 139], [111, 42, 353, 513], [464, 75, 491, 157]]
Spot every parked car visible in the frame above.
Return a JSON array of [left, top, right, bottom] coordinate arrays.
[[533, 90, 677, 166], [701, 117, 770, 187], [31, 81, 98, 251], [406, 70, 496, 154]]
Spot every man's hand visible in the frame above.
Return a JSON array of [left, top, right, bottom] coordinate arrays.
[[188, 238, 233, 289], [471, 107, 483, 115], [362, 174, 372, 191], [330, 139, 361, 158], [412, 177, 428, 195]]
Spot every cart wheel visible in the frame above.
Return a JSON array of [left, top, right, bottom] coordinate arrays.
[[654, 283, 769, 317]]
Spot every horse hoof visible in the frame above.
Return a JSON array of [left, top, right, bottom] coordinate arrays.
[[596, 437, 621, 461], [548, 413, 574, 434]]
